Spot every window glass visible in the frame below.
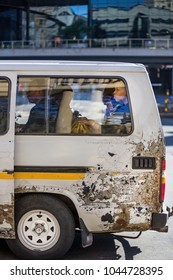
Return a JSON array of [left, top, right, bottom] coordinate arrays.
[[0, 79, 9, 134], [16, 77, 59, 134], [16, 77, 132, 135]]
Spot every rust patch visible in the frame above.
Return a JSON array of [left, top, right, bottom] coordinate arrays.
[[0, 205, 13, 224], [74, 162, 161, 232], [116, 218, 128, 227], [0, 203, 15, 238], [76, 172, 161, 211], [134, 135, 165, 158], [15, 185, 37, 193], [99, 206, 151, 232]]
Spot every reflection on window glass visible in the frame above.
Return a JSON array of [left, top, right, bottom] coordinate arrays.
[[16, 77, 62, 134], [0, 79, 9, 134], [16, 77, 132, 135]]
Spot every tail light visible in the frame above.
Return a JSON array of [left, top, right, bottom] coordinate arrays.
[[160, 159, 166, 202]]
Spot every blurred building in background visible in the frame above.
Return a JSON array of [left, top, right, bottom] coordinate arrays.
[[0, 0, 173, 112]]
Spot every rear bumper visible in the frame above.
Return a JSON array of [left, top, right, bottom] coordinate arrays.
[[151, 210, 168, 232]]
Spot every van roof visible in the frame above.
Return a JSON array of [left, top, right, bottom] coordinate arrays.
[[0, 60, 146, 72]]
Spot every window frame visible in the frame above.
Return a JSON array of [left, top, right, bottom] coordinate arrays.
[[0, 77, 11, 135]]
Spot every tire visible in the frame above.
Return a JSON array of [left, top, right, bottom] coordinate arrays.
[[6, 194, 75, 259]]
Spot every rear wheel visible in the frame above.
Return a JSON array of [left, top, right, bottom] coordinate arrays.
[[6, 194, 75, 259]]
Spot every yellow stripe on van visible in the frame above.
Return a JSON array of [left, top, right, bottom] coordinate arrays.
[[0, 172, 14, 180], [14, 172, 85, 180]]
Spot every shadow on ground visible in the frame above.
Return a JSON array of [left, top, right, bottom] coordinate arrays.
[[63, 232, 141, 260], [0, 232, 141, 260]]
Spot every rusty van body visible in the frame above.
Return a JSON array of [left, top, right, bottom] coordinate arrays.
[[0, 60, 168, 259]]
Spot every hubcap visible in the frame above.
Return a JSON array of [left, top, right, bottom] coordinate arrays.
[[18, 210, 60, 251]]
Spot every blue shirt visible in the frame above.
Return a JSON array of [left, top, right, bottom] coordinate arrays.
[[104, 97, 130, 116]]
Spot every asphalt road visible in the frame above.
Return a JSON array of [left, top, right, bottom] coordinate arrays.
[[0, 117, 173, 260]]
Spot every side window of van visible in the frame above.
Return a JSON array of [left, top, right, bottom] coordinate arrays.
[[16, 77, 60, 134], [70, 78, 132, 135], [0, 79, 9, 134], [15, 77, 132, 135]]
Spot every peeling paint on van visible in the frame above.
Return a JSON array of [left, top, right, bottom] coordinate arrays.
[[134, 134, 165, 158], [0, 204, 15, 238], [67, 169, 159, 231]]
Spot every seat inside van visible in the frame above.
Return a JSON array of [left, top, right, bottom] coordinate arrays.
[[55, 89, 74, 134]]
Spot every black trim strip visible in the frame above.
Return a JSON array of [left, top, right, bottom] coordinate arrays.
[[14, 166, 89, 173]]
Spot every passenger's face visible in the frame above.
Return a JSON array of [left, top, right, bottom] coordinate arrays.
[[113, 87, 126, 102], [26, 90, 44, 103]]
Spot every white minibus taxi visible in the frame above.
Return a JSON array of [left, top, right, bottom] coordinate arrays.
[[0, 60, 168, 259]]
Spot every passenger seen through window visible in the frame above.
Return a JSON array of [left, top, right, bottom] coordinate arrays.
[[15, 77, 132, 135]]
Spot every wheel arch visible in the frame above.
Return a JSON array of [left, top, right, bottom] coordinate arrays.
[[15, 192, 80, 228]]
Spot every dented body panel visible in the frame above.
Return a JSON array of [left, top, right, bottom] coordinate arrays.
[[0, 61, 167, 242]]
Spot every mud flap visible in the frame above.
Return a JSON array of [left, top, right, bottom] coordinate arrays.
[[79, 218, 93, 248]]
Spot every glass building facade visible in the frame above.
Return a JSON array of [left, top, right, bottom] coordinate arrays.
[[91, 0, 173, 46], [0, 1, 173, 100], [1, 1, 173, 43]]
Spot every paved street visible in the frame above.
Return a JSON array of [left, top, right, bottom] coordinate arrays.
[[0, 117, 173, 260]]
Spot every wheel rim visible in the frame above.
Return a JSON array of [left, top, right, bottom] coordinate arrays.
[[18, 209, 60, 251]]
